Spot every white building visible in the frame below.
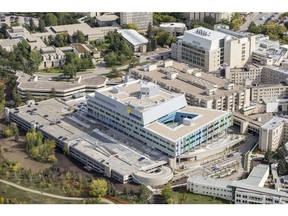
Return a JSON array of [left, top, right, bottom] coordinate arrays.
[[259, 116, 288, 151], [120, 12, 153, 31], [159, 23, 187, 37], [87, 79, 233, 157], [187, 164, 288, 204], [39, 46, 66, 69], [0, 38, 21, 52], [184, 12, 232, 23], [118, 29, 148, 53], [171, 26, 256, 72]]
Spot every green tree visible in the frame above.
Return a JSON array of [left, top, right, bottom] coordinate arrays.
[[12, 88, 21, 107], [121, 42, 133, 58], [278, 159, 288, 176], [139, 184, 150, 202], [203, 16, 216, 26], [89, 179, 108, 199], [4, 129, 13, 138], [151, 36, 158, 51], [161, 183, 174, 204], [248, 21, 262, 34], [72, 30, 86, 43], [156, 31, 175, 47], [38, 19, 45, 32], [278, 148, 286, 160], [29, 49, 42, 73], [63, 63, 77, 78], [104, 52, 117, 67], [147, 22, 153, 39], [44, 13, 58, 26], [230, 13, 243, 31]]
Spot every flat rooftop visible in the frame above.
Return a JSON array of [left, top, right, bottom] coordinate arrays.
[[98, 80, 179, 113], [131, 61, 246, 100], [261, 116, 288, 130], [145, 106, 228, 141], [183, 27, 227, 42], [243, 164, 269, 186], [0, 38, 21, 47], [188, 175, 233, 188], [118, 29, 148, 46], [69, 132, 166, 177], [96, 14, 118, 22], [16, 72, 107, 92], [10, 98, 166, 177]]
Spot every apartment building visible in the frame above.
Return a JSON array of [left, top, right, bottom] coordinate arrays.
[[86, 79, 232, 157], [120, 12, 153, 30], [187, 164, 288, 204], [259, 116, 288, 151], [183, 12, 231, 23], [117, 29, 148, 53], [171, 26, 256, 72], [130, 61, 250, 112], [39, 46, 66, 69], [224, 64, 262, 86]]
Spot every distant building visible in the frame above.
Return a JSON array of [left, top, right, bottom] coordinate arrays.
[[39, 46, 66, 69], [159, 23, 187, 37], [45, 23, 120, 42], [96, 14, 118, 27], [0, 38, 21, 52], [187, 164, 288, 204], [171, 26, 256, 72], [259, 116, 288, 151], [118, 29, 148, 53], [71, 43, 93, 58], [120, 12, 153, 30], [183, 12, 232, 23]]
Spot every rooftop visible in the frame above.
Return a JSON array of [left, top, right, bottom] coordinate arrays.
[[243, 164, 269, 186], [159, 22, 186, 28], [261, 116, 288, 130], [131, 61, 246, 100], [16, 72, 107, 92], [118, 29, 148, 46], [145, 106, 228, 141], [0, 38, 21, 47], [71, 43, 90, 53], [96, 14, 118, 22], [188, 175, 233, 188], [183, 27, 227, 46]]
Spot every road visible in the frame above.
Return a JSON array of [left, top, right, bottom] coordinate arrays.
[[0, 179, 114, 204]]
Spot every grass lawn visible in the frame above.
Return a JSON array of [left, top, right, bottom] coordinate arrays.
[[36, 68, 64, 74], [0, 182, 83, 204], [172, 187, 231, 204]]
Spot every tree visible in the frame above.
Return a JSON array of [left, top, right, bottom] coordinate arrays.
[[264, 150, 273, 163], [29, 49, 42, 73], [12, 88, 21, 106], [38, 19, 45, 32], [10, 123, 19, 142], [156, 31, 175, 47], [72, 30, 85, 43], [25, 91, 32, 101], [278, 148, 286, 160], [151, 36, 158, 51], [122, 23, 138, 31], [50, 87, 56, 98], [104, 52, 117, 67], [139, 184, 150, 202], [121, 42, 133, 58], [89, 179, 108, 199], [161, 183, 174, 204], [4, 129, 13, 138], [277, 159, 288, 176], [203, 16, 216, 26], [63, 63, 77, 78], [44, 13, 58, 26], [248, 21, 262, 34], [229, 13, 243, 31], [147, 22, 153, 39]]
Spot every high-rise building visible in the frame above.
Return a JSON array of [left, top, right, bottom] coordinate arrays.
[[120, 12, 153, 30], [171, 26, 256, 72], [183, 12, 232, 23]]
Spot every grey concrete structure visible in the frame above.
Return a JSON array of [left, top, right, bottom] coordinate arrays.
[[120, 12, 153, 31]]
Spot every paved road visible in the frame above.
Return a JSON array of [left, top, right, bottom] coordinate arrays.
[[0, 179, 114, 204]]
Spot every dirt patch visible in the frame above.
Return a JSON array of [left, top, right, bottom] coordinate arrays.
[[1, 137, 52, 173]]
